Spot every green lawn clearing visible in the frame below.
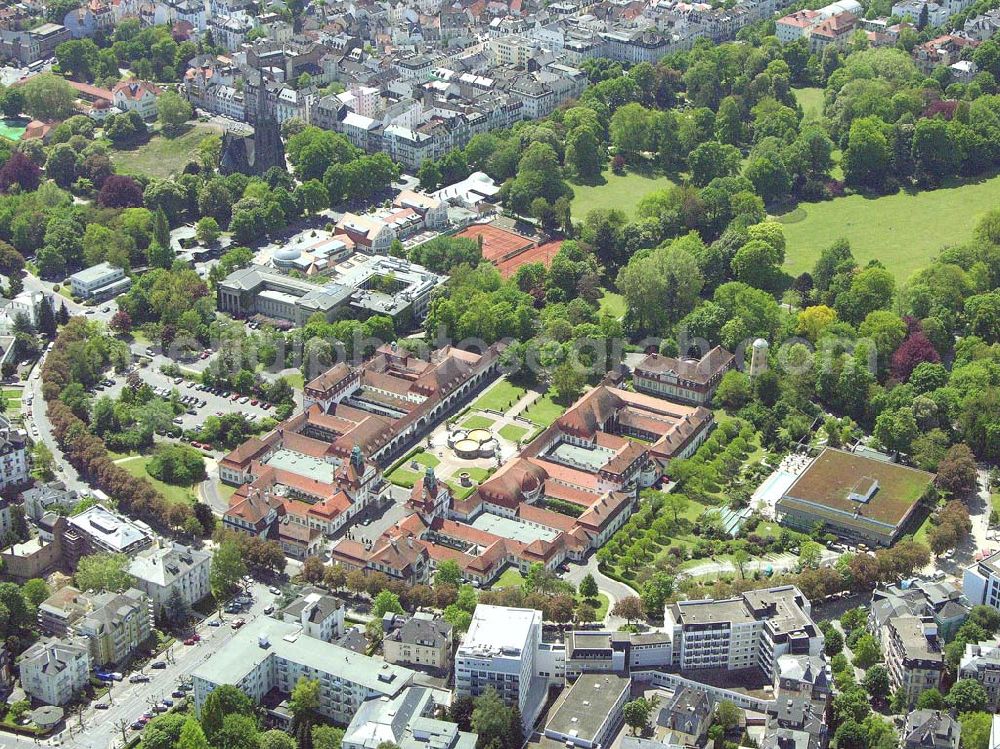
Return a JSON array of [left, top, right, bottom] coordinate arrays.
[[777, 173, 1000, 282], [216, 482, 237, 504], [463, 467, 492, 482], [470, 380, 527, 413], [598, 289, 626, 319], [493, 567, 525, 589], [915, 513, 933, 545], [793, 87, 825, 121], [523, 394, 566, 427], [117, 455, 199, 505], [991, 492, 1000, 519], [109, 123, 222, 180], [282, 371, 304, 390], [498, 424, 528, 443], [571, 168, 676, 220], [461, 415, 495, 430]]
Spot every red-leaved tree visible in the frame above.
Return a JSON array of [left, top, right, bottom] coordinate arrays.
[[0, 151, 41, 193], [97, 174, 145, 208], [891, 332, 940, 382]]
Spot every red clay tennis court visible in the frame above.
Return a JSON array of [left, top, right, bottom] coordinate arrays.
[[455, 225, 563, 277]]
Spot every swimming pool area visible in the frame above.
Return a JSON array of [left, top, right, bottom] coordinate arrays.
[[0, 118, 29, 142], [752, 453, 814, 517]]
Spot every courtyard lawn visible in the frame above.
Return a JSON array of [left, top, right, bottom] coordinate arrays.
[[522, 394, 566, 427], [598, 289, 626, 319], [915, 513, 933, 545], [498, 424, 529, 443], [411, 451, 440, 469], [446, 481, 476, 501], [282, 371, 304, 390], [217, 482, 238, 504], [470, 380, 527, 413], [461, 415, 495, 430], [117, 455, 199, 505], [793, 87, 825, 121], [387, 467, 421, 488], [109, 123, 223, 180], [777, 173, 1000, 282], [494, 567, 525, 589], [582, 593, 610, 622], [571, 168, 676, 220]]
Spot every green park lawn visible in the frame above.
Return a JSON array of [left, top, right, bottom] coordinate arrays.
[[598, 290, 626, 319], [522, 394, 566, 427], [470, 380, 527, 413], [571, 168, 676, 220], [793, 87, 826, 121], [118, 455, 199, 505], [461, 415, 495, 430], [777, 173, 1000, 282], [498, 424, 528, 443], [109, 123, 222, 180]]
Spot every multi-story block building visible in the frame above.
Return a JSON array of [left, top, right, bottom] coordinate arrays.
[[455, 605, 547, 729], [192, 617, 414, 724], [18, 638, 92, 706], [62, 505, 153, 568], [883, 615, 943, 707], [343, 686, 477, 749], [0, 416, 28, 491], [963, 550, 1000, 609], [663, 586, 824, 676], [74, 589, 153, 667], [68, 262, 131, 301], [127, 541, 212, 620]]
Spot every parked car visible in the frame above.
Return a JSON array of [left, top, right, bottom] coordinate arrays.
[[184, 637, 196, 646], [162, 699, 174, 707], [95, 703, 109, 710], [129, 674, 150, 683], [231, 618, 246, 629], [208, 619, 221, 627], [263, 604, 274, 614], [269, 586, 281, 595], [131, 722, 145, 731], [172, 691, 186, 699], [151, 661, 167, 669]]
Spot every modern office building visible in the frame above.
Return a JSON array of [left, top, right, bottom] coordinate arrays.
[[542, 674, 630, 749], [964, 550, 1000, 609], [192, 617, 414, 724], [455, 605, 547, 729], [62, 505, 153, 568]]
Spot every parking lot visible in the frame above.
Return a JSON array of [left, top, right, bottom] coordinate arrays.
[[97, 362, 277, 435]]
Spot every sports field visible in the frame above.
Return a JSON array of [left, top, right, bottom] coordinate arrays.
[[778, 173, 1000, 281], [571, 168, 676, 219]]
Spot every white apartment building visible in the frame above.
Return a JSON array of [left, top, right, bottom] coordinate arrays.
[[112, 80, 161, 120], [192, 618, 414, 724], [280, 588, 346, 642], [455, 605, 548, 730], [0, 416, 28, 491], [19, 638, 92, 706], [128, 541, 212, 619], [664, 586, 824, 676], [959, 637, 1000, 710], [964, 551, 1000, 609]]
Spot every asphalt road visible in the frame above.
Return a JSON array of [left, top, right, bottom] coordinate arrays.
[[51, 582, 279, 749]]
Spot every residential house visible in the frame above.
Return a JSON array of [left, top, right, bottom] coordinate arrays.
[[18, 638, 92, 706], [127, 540, 212, 619], [903, 711, 961, 749], [383, 612, 453, 670], [112, 80, 162, 119]]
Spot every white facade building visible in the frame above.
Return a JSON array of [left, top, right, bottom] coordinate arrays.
[[19, 638, 92, 706], [127, 541, 212, 619], [455, 605, 547, 729], [964, 551, 1000, 610]]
